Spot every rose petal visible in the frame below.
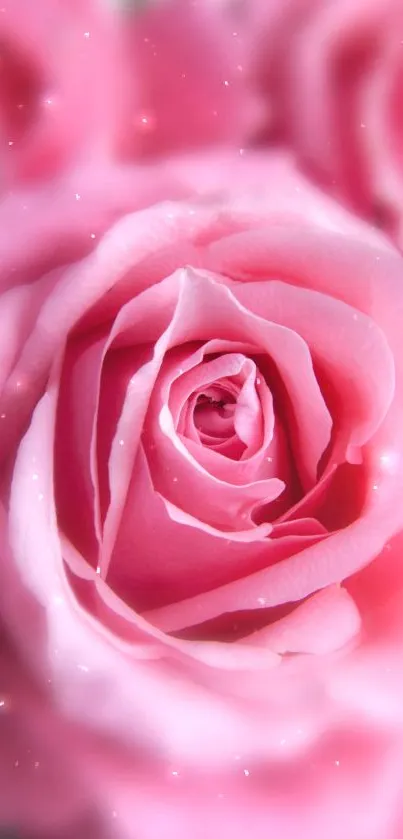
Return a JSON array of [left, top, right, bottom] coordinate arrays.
[[149, 401, 283, 530], [55, 330, 108, 562], [231, 271, 394, 461], [143, 502, 394, 634], [0, 635, 93, 834], [109, 446, 274, 613], [242, 584, 361, 655]]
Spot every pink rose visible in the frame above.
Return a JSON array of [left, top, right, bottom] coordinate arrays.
[[232, 0, 403, 245], [2, 149, 403, 838], [113, 0, 262, 159], [0, 0, 124, 187]]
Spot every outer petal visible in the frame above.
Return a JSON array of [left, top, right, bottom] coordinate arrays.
[[0, 625, 98, 835], [76, 727, 403, 839]]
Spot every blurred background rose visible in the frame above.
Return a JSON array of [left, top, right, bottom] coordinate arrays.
[[5, 0, 403, 247]]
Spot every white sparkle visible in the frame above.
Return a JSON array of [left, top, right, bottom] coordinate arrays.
[[243, 769, 250, 776], [119, 439, 125, 446], [75, 193, 81, 201], [77, 664, 89, 673], [379, 452, 396, 472], [84, 31, 90, 38]]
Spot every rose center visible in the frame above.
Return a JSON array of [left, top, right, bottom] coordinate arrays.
[[193, 386, 236, 440]]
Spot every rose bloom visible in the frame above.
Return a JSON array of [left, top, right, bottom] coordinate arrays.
[[223, 0, 403, 246], [1, 146, 403, 838]]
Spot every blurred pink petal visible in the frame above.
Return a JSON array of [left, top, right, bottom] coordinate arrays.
[[117, 0, 263, 158], [0, 0, 123, 185]]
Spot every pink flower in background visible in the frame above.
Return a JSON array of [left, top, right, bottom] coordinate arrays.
[[2, 149, 403, 838], [227, 0, 403, 245], [0, 0, 262, 188], [115, 0, 263, 159], [0, 0, 128, 185]]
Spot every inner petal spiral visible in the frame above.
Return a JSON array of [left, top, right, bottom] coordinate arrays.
[[193, 387, 236, 440]]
